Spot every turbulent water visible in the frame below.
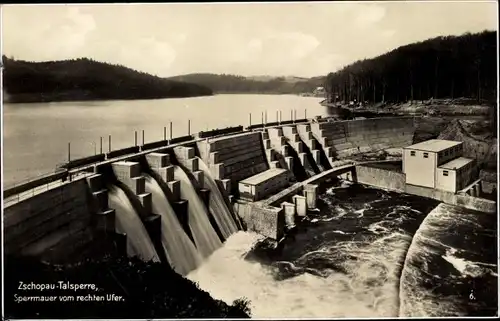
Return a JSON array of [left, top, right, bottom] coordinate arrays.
[[197, 157, 240, 236], [173, 166, 222, 258], [107, 185, 160, 263], [144, 174, 203, 275], [188, 184, 498, 318], [400, 203, 498, 317]]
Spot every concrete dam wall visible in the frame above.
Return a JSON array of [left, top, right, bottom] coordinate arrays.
[[4, 116, 422, 270], [4, 174, 121, 263], [310, 116, 415, 163], [196, 131, 269, 195]]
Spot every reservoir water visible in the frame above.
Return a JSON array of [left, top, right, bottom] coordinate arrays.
[[3, 94, 324, 187]]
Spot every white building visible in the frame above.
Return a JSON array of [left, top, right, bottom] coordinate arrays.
[[313, 87, 325, 96], [403, 139, 477, 193], [238, 168, 290, 201]]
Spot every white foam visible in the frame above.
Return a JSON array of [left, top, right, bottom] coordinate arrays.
[[367, 222, 390, 235], [442, 248, 492, 278], [188, 231, 409, 318], [331, 230, 353, 235]]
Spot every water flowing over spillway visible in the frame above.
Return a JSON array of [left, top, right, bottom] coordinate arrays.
[[197, 157, 239, 237], [173, 166, 222, 259], [187, 184, 498, 318], [144, 174, 203, 275], [108, 185, 160, 262], [399, 203, 498, 317]]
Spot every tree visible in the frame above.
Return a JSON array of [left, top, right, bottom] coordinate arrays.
[[324, 30, 496, 106]]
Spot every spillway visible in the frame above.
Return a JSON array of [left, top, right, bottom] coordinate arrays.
[[197, 157, 239, 237], [173, 166, 222, 259], [108, 185, 160, 262], [144, 174, 203, 275]]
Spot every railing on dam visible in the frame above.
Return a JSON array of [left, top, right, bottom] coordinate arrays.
[[3, 171, 90, 207], [3, 125, 249, 200], [3, 116, 414, 203], [246, 119, 309, 130], [4, 170, 69, 199]]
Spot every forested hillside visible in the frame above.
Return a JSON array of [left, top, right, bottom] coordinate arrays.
[[167, 73, 325, 94], [2, 57, 213, 103], [324, 30, 497, 104]]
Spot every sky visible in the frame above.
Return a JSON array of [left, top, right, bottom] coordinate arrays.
[[1, 1, 498, 78]]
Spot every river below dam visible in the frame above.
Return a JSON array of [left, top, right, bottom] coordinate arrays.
[[187, 184, 498, 318], [3, 94, 325, 187]]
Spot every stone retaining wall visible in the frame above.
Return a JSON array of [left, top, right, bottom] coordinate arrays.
[[354, 165, 406, 192]]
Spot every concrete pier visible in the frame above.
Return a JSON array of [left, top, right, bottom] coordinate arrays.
[[185, 158, 199, 172], [192, 170, 204, 187], [137, 193, 152, 213], [145, 152, 176, 186], [172, 199, 192, 240], [266, 128, 291, 170], [86, 173, 116, 233], [234, 201, 285, 241], [293, 195, 307, 217], [144, 214, 162, 250], [285, 157, 293, 171], [173, 146, 195, 163], [311, 150, 321, 165], [217, 178, 231, 194], [304, 184, 318, 210], [199, 188, 210, 207], [111, 162, 153, 214], [168, 181, 181, 201], [281, 201, 296, 230], [156, 166, 175, 182], [146, 152, 170, 169]]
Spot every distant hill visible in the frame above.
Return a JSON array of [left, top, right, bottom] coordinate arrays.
[[246, 75, 310, 83], [2, 57, 213, 103], [324, 30, 497, 105], [167, 73, 325, 95]]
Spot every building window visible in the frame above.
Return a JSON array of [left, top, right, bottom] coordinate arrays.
[[423, 152, 429, 158], [410, 151, 416, 156], [443, 170, 449, 176]]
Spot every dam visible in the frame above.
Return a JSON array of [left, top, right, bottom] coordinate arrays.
[[4, 115, 495, 263], [3, 115, 497, 317]]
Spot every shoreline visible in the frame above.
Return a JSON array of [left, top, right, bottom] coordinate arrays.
[[321, 100, 492, 118], [2, 93, 215, 105], [2, 92, 324, 105]]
